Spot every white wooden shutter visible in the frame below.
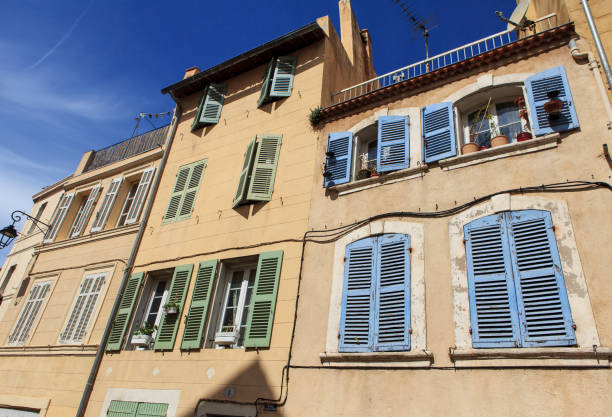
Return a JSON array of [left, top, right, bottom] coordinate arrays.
[[125, 167, 156, 225], [8, 281, 52, 345], [44, 193, 74, 243], [59, 272, 106, 343], [70, 185, 101, 237], [91, 178, 123, 232]]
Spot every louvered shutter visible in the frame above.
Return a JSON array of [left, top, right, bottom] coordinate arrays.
[[374, 234, 411, 351], [8, 281, 52, 345], [324, 132, 353, 187], [106, 273, 143, 351], [71, 185, 101, 237], [246, 134, 282, 202], [163, 165, 190, 223], [465, 214, 521, 348], [191, 89, 207, 132], [244, 251, 283, 348], [181, 260, 218, 350], [154, 264, 193, 351], [125, 167, 155, 225], [177, 160, 206, 220], [108, 400, 138, 417], [44, 193, 74, 243], [422, 102, 457, 163], [525, 66, 579, 136], [506, 210, 576, 346], [257, 58, 276, 107], [60, 272, 106, 343], [339, 237, 375, 352], [377, 116, 409, 172], [270, 56, 296, 98], [198, 83, 226, 125], [136, 402, 169, 417], [91, 178, 123, 232], [233, 136, 257, 208]]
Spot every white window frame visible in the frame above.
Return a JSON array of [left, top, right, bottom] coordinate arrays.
[[214, 266, 256, 348], [116, 182, 139, 227], [127, 272, 171, 350]]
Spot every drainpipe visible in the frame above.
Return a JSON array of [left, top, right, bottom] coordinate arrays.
[[580, 0, 612, 92], [75, 100, 183, 417], [569, 38, 612, 129]]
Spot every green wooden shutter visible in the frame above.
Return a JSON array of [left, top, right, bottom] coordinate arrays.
[[181, 260, 218, 350], [163, 165, 191, 223], [246, 134, 282, 202], [244, 251, 283, 348], [136, 402, 169, 417], [108, 400, 138, 417], [106, 273, 143, 351], [257, 58, 275, 107], [199, 83, 226, 125], [270, 56, 296, 98], [232, 136, 257, 208], [191, 88, 208, 132], [177, 160, 206, 220], [154, 264, 193, 351]]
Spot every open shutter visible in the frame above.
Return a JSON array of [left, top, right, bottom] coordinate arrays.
[[125, 167, 155, 225], [270, 56, 296, 98], [233, 136, 257, 208], [177, 160, 206, 220], [136, 403, 169, 417], [464, 215, 521, 348], [377, 116, 409, 172], [422, 102, 457, 163], [44, 193, 74, 243], [106, 273, 143, 351], [199, 83, 226, 125], [374, 234, 411, 351], [257, 58, 276, 107], [181, 260, 218, 350], [244, 251, 283, 348], [339, 237, 375, 352], [60, 272, 106, 343], [154, 264, 193, 351], [71, 184, 101, 237], [108, 400, 138, 417], [323, 132, 353, 187], [91, 178, 123, 232], [163, 165, 190, 223], [191, 89, 207, 132], [246, 134, 282, 202], [525, 66, 579, 136], [506, 210, 576, 347]]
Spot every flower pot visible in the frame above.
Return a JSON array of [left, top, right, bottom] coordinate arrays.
[[369, 172, 379, 178], [131, 334, 152, 346], [479, 145, 490, 151], [357, 169, 370, 180], [517, 131, 533, 142], [164, 306, 178, 315], [491, 135, 509, 147], [544, 90, 563, 119], [461, 142, 479, 154]]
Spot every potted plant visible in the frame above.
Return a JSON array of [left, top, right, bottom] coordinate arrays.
[[543, 90, 563, 119], [515, 96, 533, 141], [131, 323, 156, 346], [368, 162, 378, 178], [357, 153, 371, 180], [464, 104, 489, 154], [487, 114, 509, 148], [163, 301, 180, 315], [215, 325, 240, 346]]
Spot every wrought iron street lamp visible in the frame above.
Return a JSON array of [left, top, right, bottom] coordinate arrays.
[[0, 211, 50, 249]]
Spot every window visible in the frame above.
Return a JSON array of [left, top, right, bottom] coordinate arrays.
[[8, 280, 53, 345], [465, 100, 523, 147], [27, 202, 47, 235], [232, 135, 282, 208], [116, 182, 138, 227], [107, 400, 168, 417], [464, 210, 576, 348], [192, 83, 227, 131], [68, 185, 101, 238], [163, 160, 206, 223], [59, 272, 107, 344], [339, 234, 410, 352], [91, 178, 123, 232], [43, 193, 74, 243], [125, 167, 156, 225], [0, 264, 17, 293], [257, 56, 296, 107]]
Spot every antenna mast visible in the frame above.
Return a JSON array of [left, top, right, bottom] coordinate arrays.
[[390, 0, 438, 61]]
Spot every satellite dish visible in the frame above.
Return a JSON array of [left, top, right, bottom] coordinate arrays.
[[495, 0, 534, 31]]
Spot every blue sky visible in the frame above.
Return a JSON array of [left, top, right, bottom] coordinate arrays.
[[0, 0, 515, 263]]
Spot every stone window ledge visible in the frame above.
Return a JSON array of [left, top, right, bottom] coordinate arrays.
[[328, 164, 428, 196], [0, 344, 98, 357], [449, 346, 611, 368], [319, 350, 433, 368], [439, 133, 560, 171]]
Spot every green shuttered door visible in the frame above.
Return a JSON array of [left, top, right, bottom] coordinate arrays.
[[181, 260, 218, 350], [154, 264, 193, 351], [106, 273, 144, 351], [246, 134, 282, 202]]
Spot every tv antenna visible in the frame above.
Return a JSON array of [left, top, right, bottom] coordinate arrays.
[[390, 0, 438, 61], [495, 0, 534, 31]]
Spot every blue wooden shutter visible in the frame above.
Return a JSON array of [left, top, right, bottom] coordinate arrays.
[[270, 56, 296, 98], [377, 116, 409, 172], [199, 83, 226, 125], [373, 234, 411, 351], [505, 210, 576, 347], [422, 102, 457, 163], [464, 215, 521, 348], [525, 66, 579, 136], [323, 132, 353, 187], [339, 237, 375, 352]]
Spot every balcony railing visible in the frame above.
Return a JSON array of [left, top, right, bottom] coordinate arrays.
[[331, 14, 558, 106], [85, 125, 170, 172]]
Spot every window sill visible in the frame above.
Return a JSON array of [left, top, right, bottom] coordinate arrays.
[[439, 133, 560, 171], [38, 223, 139, 253], [328, 164, 428, 196], [449, 346, 611, 368], [0, 344, 98, 357], [319, 350, 433, 368]]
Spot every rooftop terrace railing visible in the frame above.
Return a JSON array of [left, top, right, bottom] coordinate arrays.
[[331, 14, 558, 106]]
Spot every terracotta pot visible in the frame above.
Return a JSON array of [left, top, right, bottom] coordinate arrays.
[[461, 142, 479, 154], [544, 90, 563, 119], [370, 172, 379, 178], [517, 131, 533, 142], [491, 135, 509, 147]]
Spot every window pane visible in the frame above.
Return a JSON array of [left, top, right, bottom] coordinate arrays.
[[496, 102, 520, 126], [145, 281, 167, 327], [500, 122, 522, 142], [237, 269, 257, 347]]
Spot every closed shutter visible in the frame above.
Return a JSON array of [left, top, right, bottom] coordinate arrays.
[[181, 260, 218, 350], [135, 402, 168, 417], [257, 58, 276, 107], [246, 134, 282, 202], [154, 264, 193, 351], [71, 185, 101, 237], [8, 280, 52, 345], [270, 56, 296, 98], [125, 167, 156, 225], [177, 160, 206, 220], [199, 83, 226, 125], [525, 66, 579, 136], [323, 132, 353, 187], [377, 116, 409, 172], [106, 273, 143, 351], [232, 136, 257, 208], [422, 102, 457, 163], [506, 210, 576, 346], [339, 237, 375, 352], [44, 193, 74, 243], [244, 251, 283, 348], [91, 178, 123, 232], [163, 165, 190, 222], [59, 272, 106, 343], [108, 400, 138, 417]]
